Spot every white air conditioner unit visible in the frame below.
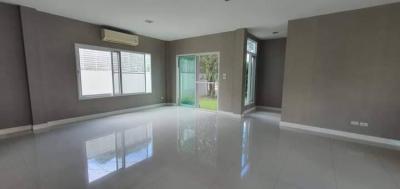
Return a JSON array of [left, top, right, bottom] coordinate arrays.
[[101, 29, 139, 46]]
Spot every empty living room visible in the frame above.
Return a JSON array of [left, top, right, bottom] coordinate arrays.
[[0, 0, 400, 189]]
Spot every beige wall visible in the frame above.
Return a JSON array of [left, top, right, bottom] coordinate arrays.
[[166, 29, 247, 114], [282, 3, 400, 139]]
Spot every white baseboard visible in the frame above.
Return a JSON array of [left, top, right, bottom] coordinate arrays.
[[242, 107, 256, 115], [217, 110, 242, 118], [0, 125, 32, 136], [33, 103, 167, 132], [257, 106, 282, 112], [280, 121, 400, 151], [169, 103, 242, 118]]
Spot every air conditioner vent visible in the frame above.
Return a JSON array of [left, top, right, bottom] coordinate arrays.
[[101, 29, 139, 46]]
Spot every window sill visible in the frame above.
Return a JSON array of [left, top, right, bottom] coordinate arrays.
[[79, 92, 152, 101]]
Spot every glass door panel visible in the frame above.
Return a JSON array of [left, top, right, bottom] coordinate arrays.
[[196, 54, 218, 111], [244, 38, 258, 106], [244, 53, 256, 105], [179, 55, 196, 107]]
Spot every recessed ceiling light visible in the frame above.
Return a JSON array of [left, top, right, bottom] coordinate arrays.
[[145, 19, 154, 24]]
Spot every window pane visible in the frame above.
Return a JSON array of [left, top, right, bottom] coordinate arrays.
[[121, 52, 146, 94], [245, 53, 256, 105], [112, 52, 121, 95], [244, 53, 250, 104], [250, 56, 256, 103], [244, 38, 258, 105], [247, 39, 257, 54], [145, 54, 152, 93], [79, 48, 113, 96]]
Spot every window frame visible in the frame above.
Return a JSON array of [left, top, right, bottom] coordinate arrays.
[[75, 43, 152, 100], [244, 38, 257, 106], [246, 38, 257, 54]]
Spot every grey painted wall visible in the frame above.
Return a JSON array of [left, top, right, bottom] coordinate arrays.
[[19, 7, 166, 124], [0, 3, 32, 129], [166, 29, 246, 114], [0, 2, 248, 129], [256, 38, 286, 108], [282, 3, 400, 140]]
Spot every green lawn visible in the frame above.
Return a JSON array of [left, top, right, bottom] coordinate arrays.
[[199, 97, 217, 111]]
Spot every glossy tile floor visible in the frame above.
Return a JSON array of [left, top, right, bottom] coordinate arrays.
[[1, 106, 400, 189]]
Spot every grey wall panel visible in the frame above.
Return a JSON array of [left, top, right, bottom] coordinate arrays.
[[282, 18, 317, 124], [19, 7, 166, 124], [20, 6, 48, 124], [0, 4, 32, 129], [234, 29, 247, 113], [256, 38, 286, 108], [282, 3, 400, 140]]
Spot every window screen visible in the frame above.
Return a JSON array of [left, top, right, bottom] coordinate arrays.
[[78, 48, 113, 96], [121, 52, 145, 94]]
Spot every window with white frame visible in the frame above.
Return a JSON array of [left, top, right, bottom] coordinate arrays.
[[76, 44, 152, 99], [244, 39, 257, 106]]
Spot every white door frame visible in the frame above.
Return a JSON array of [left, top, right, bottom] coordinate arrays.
[[176, 52, 220, 111]]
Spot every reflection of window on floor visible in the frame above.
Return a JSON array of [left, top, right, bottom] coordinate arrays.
[[125, 126, 153, 168], [86, 134, 117, 183], [85, 124, 153, 183], [241, 120, 251, 178]]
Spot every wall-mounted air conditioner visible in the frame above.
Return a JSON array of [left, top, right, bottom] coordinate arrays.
[[101, 29, 139, 46]]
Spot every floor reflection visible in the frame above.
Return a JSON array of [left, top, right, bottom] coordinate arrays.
[[86, 134, 118, 183], [177, 110, 218, 167], [240, 119, 251, 178], [124, 125, 153, 168], [85, 123, 153, 183], [2, 107, 394, 189]]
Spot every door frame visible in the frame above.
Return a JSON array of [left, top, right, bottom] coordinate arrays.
[[244, 38, 258, 107], [176, 52, 220, 111]]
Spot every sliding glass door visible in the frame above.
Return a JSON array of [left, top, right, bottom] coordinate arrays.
[[178, 53, 219, 111], [178, 55, 196, 107], [196, 54, 218, 111]]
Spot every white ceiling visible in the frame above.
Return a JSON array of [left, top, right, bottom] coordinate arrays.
[[4, 0, 400, 41]]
